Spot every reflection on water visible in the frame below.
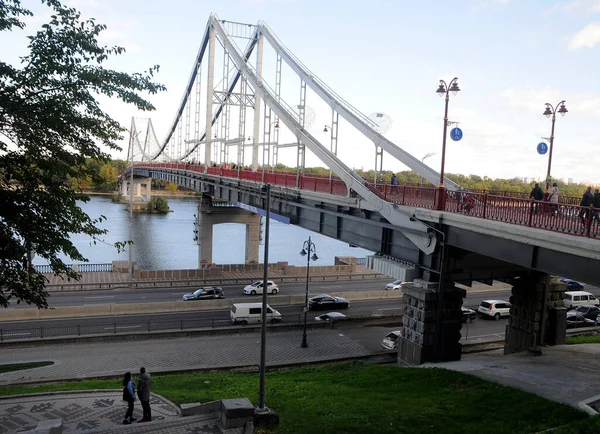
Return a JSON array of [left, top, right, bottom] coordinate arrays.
[[34, 195, 372, 270]]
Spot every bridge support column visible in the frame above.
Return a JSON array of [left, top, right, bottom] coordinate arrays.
[[145, 177, 152, 202], [245, 215, 261, 264], [398, 279, 465, 366], [504, 273, 567, 354]]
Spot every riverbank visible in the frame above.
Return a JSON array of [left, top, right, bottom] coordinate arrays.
[[82, 189, 199, 198]]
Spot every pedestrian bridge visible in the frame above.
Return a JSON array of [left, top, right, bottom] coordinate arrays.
[[120, 15, 600, 364]]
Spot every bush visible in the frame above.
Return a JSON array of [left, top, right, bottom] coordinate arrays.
[[147, 197, 169, 213]]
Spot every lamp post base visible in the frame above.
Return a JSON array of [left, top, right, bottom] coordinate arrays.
[[435, 186, 447, 211], [301, 334, 308, 348]]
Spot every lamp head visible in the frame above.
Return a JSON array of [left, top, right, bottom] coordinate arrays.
[[323, 125, 328, 133], [558, 103, 568, 116], [300, 249, 307, 257], [449, 81, 460, 95], [436, 82, 446, 96], [311, 253, 319, 262], [274, 121, 279, 129], [543, 106, 553, 118]]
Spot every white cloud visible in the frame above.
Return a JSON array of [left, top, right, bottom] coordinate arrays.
[[569, 22, 600, 49], [501, 86, 563, 113]]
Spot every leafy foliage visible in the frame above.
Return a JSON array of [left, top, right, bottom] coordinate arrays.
[[0, 0, 165, 308], [146, 196, 169, 213]]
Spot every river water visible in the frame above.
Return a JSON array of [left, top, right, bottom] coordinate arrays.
[[34, 195, 372, 270]]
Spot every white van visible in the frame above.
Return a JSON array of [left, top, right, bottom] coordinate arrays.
[[230, 303, 282, 325], [564, 291, 600, 309]]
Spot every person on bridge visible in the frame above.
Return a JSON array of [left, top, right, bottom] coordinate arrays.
[[579, 186, 594, 226], [548, 183, 560, 216], [137, 367, 152, 422], [593, 188, 600, 223], [391, 174, 399, 186], [529, 183, 544, 214], [122, 372, 136, 425]]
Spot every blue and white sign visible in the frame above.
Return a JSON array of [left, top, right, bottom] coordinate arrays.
[[537, 142, 548, 155], [450, 127, 463, 141], [236, 202, 290, 224]]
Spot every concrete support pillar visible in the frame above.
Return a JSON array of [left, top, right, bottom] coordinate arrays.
[[504, 273, 567, 354], [198, 213, 213, 267], [145, 178, 152, 202], [245, 215, 261, 264], [398, 279, 465, 365], [134, 182, 141, 197], [121, 181, 128, 196]]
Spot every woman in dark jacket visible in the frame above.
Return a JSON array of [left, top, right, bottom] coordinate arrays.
[[122, 372, 136, 424]]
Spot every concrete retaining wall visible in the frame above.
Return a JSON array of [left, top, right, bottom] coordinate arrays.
[[3, 290, 403, 321]]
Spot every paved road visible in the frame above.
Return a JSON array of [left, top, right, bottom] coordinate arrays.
[[7, 279, 390, 308]]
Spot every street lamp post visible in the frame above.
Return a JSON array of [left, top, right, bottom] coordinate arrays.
[[258, 183, 271, 411], [435, 78, 460, 209], [300, 237, 318, 348], [543, 101, 568, 192]]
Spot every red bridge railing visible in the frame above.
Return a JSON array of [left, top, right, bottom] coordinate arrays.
[[127, 163, 599, 240]]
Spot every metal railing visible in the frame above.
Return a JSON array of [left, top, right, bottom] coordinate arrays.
[[34, 263, 113, 274], [0, 308, 402, 342]]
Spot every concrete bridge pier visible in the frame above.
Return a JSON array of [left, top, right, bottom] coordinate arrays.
[[120, 177, 152, 202], [197, 195, 261, 268], [504, 273, 567, 354]]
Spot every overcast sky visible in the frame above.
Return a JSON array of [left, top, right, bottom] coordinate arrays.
[[5, 0, 600, 184]]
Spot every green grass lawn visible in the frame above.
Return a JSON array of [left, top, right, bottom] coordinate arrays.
[[0, 361, 53, 374], [566, 335, 600, 344], [0, 361, 590, 433]]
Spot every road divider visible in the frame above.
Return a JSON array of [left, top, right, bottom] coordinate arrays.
[[1, 290, 404, 321]]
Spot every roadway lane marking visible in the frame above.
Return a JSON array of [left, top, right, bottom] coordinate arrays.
[[103, 325, 142, 331], [83, 296, 115, 299]]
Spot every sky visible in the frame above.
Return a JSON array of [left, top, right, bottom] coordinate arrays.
[[5, 0, 600, 184]]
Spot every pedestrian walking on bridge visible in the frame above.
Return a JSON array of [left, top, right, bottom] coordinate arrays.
[[579, 187, 594, 226]]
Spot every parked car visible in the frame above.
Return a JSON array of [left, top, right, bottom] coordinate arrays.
[[182, 287, 224, 301], [381, 330, 403, 350], [570, 305, 600, 322], [564, 291, 599, 309], [385, 280, 410, 290], [243, 280, 279, 295], [461, 307, 477, 324], [314, 312, 347, 322], [566, 312, 595, 329], [308, 294, 350, 311], [477, 300, 511, 320], [561, 279, 584, 290]]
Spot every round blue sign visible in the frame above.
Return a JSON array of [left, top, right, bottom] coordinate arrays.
[[537, 142, 548, 155], [450, 127, 463, 141]]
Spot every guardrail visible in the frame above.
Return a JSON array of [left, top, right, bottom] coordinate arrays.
[[35, 263, 113, 274], [44, 272, 387, 291], [0, 308, 402, 342]]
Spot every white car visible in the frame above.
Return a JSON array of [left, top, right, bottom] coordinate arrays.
[[477, 300, 511, 320], [243, 280, 279, 295], [385, 280, 410, 290], [381, 330, 403, 350], [314, 312, 347, 321]]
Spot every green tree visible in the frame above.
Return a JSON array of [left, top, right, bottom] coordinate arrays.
[[0, 0, 165, 308], [147, 196, 169, 213]]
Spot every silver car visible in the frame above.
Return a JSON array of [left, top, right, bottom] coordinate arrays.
[[381, 330, 403, 350]]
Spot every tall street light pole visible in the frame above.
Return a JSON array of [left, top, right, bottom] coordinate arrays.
[[127, 128, 140, 281], [258, 183, 271, 411], [300, 237, 318, 348], [543, 101, 568, 192], [435, 78, 460, 210]]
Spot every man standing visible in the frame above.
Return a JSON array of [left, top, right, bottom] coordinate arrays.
[[579, 186, 594, 226], [529, 183, 544, 214], [137, 367, 152, 423], [593, 188, 600, 222]]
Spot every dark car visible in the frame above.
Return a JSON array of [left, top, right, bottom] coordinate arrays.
[[461, 307, 477, 324], [571, 305, 600, 322], [561, 279, 584, 290], [182, 287, 224, 301], [308, 294, 350, 311], [566, 312, 595, 329]]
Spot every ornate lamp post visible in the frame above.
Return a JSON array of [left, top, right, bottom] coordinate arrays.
[[543, 101, 568, 192], [420, 152, 437, 185], [300, 237, 318, 348], [435, 78, 460, 209]]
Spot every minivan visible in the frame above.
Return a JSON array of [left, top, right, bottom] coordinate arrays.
[[564, 291, 599, 309], [230, 303, 282, 325]]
